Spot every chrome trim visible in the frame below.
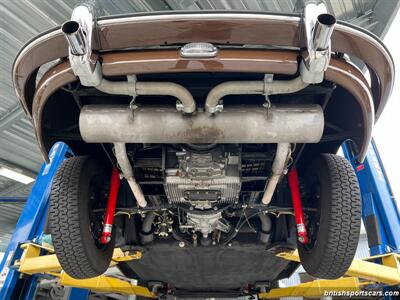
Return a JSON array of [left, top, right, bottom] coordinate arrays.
[[98, 12, 301, 25]]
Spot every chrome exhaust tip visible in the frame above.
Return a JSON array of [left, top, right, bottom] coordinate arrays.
[[312, 13, 336, 51], [300, 2, 337, 84], [62, 4, 102, 87], [62, 20, 87, 55]]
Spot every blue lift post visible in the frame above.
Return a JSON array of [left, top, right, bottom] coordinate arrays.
[[343, 139, 400, 298], [343, 139, 400, 255], [0, 142, 88, 300]]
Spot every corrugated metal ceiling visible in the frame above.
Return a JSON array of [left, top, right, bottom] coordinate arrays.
[[0, 0, 398, 251]]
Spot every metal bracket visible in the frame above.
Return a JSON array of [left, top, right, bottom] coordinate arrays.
[[263, 74, 273, 118], [127, 75, 139, 117], [276, 249, 400, 285]]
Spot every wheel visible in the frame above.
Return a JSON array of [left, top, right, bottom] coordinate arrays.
[[49, 156, 115, 279], [298, 154, 361, 279]]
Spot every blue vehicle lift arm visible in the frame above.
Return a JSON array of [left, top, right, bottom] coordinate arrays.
[[0, 142, 88, 300], [343, 139, 400, 256], [343, 139, 400, 299]]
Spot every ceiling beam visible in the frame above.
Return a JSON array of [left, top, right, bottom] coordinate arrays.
[[0, 104, 24, 133], [0, 197, 26, 203]]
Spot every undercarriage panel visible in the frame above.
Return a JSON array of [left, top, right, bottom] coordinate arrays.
[[124, 242, 296, 291]]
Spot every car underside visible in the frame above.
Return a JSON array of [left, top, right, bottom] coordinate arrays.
[[12, 1, 394, 298]]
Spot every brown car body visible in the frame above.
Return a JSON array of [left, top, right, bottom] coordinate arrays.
[[13, 13, 394, 163]]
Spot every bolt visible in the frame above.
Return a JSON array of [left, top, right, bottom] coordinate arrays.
[[179, 241, 185, 248], [213, 206, 218, 211], [298, 236, 305, 243], [227, 242, 232, 247]]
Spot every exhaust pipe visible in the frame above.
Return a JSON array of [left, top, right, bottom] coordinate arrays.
[[206, 76, 308, 114], [261, 143, 291, 205], [301, 1, 337, 83], [312, 13, 336, 51], [61, 21, 87, 55], [114, 143, 147, 207], [61, 4, 101, 87], [62, 6, 196, 113], [205, 3, 336, 114], [79, 105, 324, 144], [96, 76, 196, 114]]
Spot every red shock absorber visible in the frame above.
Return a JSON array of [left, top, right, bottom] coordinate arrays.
[[287, 166, 309, 244], [100, 168, 121, 244]]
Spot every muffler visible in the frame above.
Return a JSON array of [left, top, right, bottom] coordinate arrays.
[[79, 105, 324, 144]]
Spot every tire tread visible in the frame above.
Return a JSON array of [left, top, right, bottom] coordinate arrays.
[[49, 156, 102, 278], [300, 154, 361, 279]]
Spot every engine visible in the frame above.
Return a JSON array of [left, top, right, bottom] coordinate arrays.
[[164, 145, 241, 237], [164, 146, 241, 209]]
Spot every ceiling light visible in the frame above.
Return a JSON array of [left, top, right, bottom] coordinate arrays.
[[0, 167, 35, 184]]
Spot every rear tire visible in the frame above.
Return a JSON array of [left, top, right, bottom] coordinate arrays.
[[298, 154, 361, 279], [49, 156, 115, 279]]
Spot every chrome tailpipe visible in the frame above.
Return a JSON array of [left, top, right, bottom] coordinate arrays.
[[61, 4, 102, 86], [62, 20, 87, 55], [312, 13, 336, 51], [300, 1, 337, 84]]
